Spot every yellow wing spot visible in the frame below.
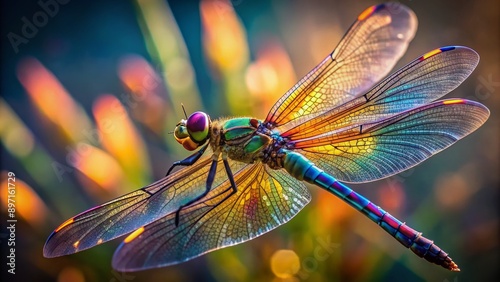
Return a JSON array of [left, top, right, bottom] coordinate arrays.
[[422, 48, 442, 60], [358, 5, 376, 21], [443, 99, 465, 105], [97, 239, 103, 245], [273, 178, 283, 195], [73, 241, 80, 248], [124, 227, 145, 243], [55, 218, 74, 232]]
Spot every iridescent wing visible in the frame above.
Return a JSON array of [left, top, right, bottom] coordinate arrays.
[[294, 99, 489, 183], [265, 2, 417, 129], [280, 46, 479, 139], [112, 164, 311, 271], [281, 46, 486, 183], [43, 148, 249, 257]]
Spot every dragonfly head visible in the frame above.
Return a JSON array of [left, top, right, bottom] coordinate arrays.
[[174, 111, 211, 151]]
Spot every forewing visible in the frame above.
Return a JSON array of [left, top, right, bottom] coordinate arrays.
[[281, 46, 479, 139], [112, 164, 311, 271], [265, 2, 417, 129], [294, 100, 489, 183], [44, 148, 247, 257]]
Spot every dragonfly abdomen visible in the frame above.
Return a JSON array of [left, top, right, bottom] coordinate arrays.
[[282, 151, 460, 271]]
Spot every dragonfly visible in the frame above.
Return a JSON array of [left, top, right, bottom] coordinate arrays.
[[44, 2, 489, 272]]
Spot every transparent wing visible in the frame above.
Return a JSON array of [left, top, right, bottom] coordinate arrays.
[[265, 2, 417, 129], [294, 99, 489, 183], [111, 164, 311, 271], [280, 46, 479, 139], [43, 148, 249, 257]]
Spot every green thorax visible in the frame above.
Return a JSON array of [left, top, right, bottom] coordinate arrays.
[[222, 118, 260, 141], [220, 117, 270, 162]]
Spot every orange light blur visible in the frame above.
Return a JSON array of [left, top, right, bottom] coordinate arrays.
[[201, 0, 249, 72], [316, 188, 353, 225], [16, 58, 91, 143], [92, 95, 150, 183], [57, 266, 85, 282], [434, 164, 481, 210], [118, 55, 169, 134], [71, 144, 125, 193], [245, 41, 296, 117], [119, 55, 162, 93], [0, 173, 48, 227], [378, 181, 405, 214]]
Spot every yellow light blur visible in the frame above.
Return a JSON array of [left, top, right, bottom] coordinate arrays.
[[208, 249, 248, 281], [16, 58, 92, 143], [201, 0, 252, 114], [118, 55, 169, 135], [0, 99, 35, 157], [201, 0, 249, 72], [245, 41, 296, 117], [270, 249, 300, 278], [135, 0, 202, 118], [92, 95, 150, 184], [0, 172, 48, 228]]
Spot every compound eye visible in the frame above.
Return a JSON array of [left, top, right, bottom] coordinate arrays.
[[186, 111, 210, 143], [174, 123, 198, 151], [174, 121, 189, 141]]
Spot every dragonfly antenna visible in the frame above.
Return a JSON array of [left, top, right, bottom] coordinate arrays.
[[181, 103, 188, 119]]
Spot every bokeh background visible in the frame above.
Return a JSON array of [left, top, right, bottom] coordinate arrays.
[[1, 0, 498, 281]]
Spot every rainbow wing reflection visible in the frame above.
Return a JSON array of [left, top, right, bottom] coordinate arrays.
[[266, 3, 417, 127], [113, 164, 310, 270], [45, 150, 248, 256]]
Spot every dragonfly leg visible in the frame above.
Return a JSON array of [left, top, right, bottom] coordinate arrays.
[[174, 157, 238, 226], [175, 156, 218, 226], [165, 143, 209, 176], [222, 159, 237, 194]]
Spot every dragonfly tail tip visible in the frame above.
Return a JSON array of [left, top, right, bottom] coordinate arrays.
[[450, 263, 460, 272], [447, 260, 460, 272]]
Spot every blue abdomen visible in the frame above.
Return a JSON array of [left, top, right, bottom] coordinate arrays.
[[282, 150, 456, 270]]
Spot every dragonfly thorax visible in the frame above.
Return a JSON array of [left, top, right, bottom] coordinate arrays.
[[174, 111, 211, 151]]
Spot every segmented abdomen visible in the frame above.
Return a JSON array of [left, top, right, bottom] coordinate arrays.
[[283, 151, 459, 271]]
